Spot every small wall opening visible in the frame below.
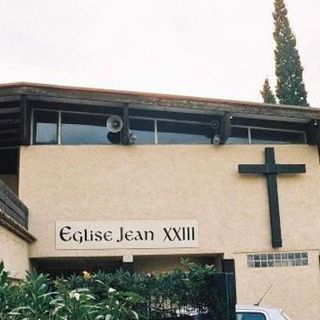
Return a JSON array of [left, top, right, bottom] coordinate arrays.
[[31, 254, 223, 278], [30, 257, 123, 278]]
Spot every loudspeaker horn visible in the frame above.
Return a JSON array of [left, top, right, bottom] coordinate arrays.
[[106, 115, 123, 133]]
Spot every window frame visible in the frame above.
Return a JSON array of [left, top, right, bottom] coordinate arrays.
[[32, 108, 118, 145], [31, 109, 307, 146], [129, 116, 214, 145], [247, 252, 309, 268], [231, 125, 307, 145], [32, 109, 60, 145]]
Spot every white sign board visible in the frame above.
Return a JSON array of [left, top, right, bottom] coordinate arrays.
[[56, 220, 198, 250]]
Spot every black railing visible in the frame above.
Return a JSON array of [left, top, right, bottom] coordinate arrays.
[[139, 273, 236, 320], [0, 179, 28, 229]]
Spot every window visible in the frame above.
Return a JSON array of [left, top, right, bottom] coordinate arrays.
[[129, 118, 213, 144], [247, 252, 308, 268], [157, 121, 212, 144], [227, 127, 249, 144], [236, 312, 266, 320], [33, 110, 58, 144], [227, 126, 306, 145], [32, 109, 307, 146], [130, 118, 155, 144], [251, 128, 305, 144], [61, 113, 111, 145]]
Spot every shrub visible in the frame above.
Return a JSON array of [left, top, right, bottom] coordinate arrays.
[[0, 259, 228, 320]]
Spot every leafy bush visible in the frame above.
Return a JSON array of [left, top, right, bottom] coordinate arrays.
[[0, 259, 228, 320]]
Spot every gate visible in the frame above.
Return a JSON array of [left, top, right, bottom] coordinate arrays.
[[142, 273, 236, 320]]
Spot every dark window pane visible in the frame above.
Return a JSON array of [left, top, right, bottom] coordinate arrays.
[[157, 121, 211, 144], [34, 110, 58, 144], [62, 113, 112, 145], [227, 127, 249, 144], [251, 129, 305, 144], [130, 118, 155, 144]]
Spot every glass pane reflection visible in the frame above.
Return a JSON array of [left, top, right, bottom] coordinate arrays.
[[62, 113, 110, 145], [130, 118, 155, 144], [34, 110, 58, 144], [157, 121, 211, 144], [251, 129, 305, 144]]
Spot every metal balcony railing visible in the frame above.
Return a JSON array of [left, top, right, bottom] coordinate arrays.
[[0, 179, 28, 229]]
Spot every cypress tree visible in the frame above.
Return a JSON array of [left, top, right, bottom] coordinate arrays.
[[260, 78, 277, 104], [273, 0, 309, 106]]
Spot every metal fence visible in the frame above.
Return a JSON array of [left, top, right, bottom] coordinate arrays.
[[139, 273, 236, 320]]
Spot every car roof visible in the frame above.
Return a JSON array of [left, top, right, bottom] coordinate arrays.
[[236, 305, 283, 313]]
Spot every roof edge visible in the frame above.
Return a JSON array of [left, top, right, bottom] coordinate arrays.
[[0, 81, 317, 111]]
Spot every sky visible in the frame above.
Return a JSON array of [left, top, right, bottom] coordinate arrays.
[[0, 0, 319, 106]]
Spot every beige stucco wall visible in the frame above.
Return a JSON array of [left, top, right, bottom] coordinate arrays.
[[19, 145, 320, 319], [0, 226, 29, 279], [234, 250, 320, 319]]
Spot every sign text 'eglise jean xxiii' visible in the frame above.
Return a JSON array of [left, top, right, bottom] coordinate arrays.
[[56, 220, 198, 249]]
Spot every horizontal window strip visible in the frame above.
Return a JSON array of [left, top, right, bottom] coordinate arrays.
[[31, 109, 307, 146], [247, 252, 308, 268]]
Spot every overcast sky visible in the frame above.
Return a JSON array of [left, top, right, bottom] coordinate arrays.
[[0, 0, 319, 106]]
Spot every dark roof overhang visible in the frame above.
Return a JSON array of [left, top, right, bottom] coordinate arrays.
[[0, 82, 319, 146]]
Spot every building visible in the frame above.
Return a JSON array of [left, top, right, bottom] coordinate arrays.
[[0, 82, 319, 319]]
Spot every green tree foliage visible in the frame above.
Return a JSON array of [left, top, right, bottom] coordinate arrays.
[[260, 78, 277, 103], [273, 0, 309, 106]]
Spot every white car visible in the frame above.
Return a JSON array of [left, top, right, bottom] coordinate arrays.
[[236, 305, 291, 320]]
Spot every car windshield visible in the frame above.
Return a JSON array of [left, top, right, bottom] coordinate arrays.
[[236, 313, 266, 320]]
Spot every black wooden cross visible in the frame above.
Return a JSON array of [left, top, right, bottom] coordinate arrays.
[[238, 147, 306, 248]]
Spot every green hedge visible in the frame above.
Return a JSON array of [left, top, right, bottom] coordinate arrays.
[[0, 259, 228, 320]]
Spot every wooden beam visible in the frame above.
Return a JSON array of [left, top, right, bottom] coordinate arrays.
[[306, 120, 320, 145], [27, 95, 125, 109], [0, 128, 20, 135], [0, 107, 20, 114], [20, 95, 28, 144], [0, 119, 20, 125], [122, 103, 130, 145], [219, 112, 231, 144], [0, 95, 21, 103], [0, 137, 21, 144], [0, 211, 36, 243]]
